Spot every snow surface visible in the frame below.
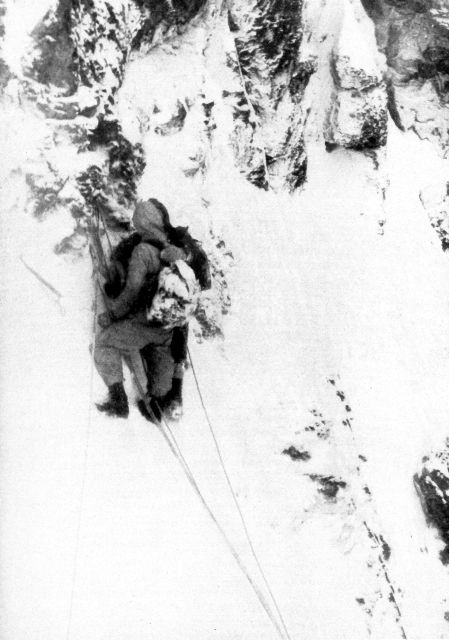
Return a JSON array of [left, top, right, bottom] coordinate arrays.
[[2, 0, 56, 75], [2, 2, 449, 640]]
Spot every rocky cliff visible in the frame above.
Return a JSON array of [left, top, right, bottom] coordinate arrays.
[[1, 0, 449, 638]]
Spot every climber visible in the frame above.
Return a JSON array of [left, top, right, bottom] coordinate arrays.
[[94, 198, 187, 420]]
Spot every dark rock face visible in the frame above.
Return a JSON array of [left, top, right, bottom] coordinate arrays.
[[20, 0, 205, 246], [383, 0, 427, 9], [26, 0, 76, 92], [20, 0, 312, 226], [132, 0, 208, 49], [74, 118, 145, 234], [225, 0, 311, 190], [70, 0, 137, 113], [363, 0, 449, 249], [350, 111, 388, 151], [92, 119, 145, 207], [230, 0, 303, 76], [365, 0, 449, 151], [24, 0, 207, 120], [414, 447, 449, 564], [361, 0, 385, 18]]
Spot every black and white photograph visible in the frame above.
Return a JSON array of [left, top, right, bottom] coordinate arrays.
[[1, 0, 449, 638]]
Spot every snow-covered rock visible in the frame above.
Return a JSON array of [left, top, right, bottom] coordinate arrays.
[[70, 0, 142, 115], [225, 0, 313, 189], [326, 85, 387, 149], [325, 0, 387, 149], [419, 181, 449, 251], [333, 3, 384, 91], [415, 444, 449, 564], [24, 0, 75, 94], [366, 0, 449, 154]]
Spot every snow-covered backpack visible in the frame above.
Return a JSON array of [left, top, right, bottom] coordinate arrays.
[[145, 225, 210, 328], [104, 226, 209, 328], [167, 225, 211, 292], [105, 228, 210, 298], [146, 259, 200, 329]]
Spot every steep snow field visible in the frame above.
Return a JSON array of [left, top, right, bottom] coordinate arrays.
[[2, 3, 449, 640]]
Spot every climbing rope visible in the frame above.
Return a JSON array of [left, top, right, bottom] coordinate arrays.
[[187, 347, 293, 640], [87, 230, 290, 639], [96, 202, 114, 254], [65, 284, 98, 640], [65, 215, 115, 638], [129, 369, 289, 640]]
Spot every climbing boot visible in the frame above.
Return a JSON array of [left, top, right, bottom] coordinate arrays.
[[161, 378, 183, 420], [96, 382, 129, 418], [137, 396, 163, 424], [166, 377, 183, 403]]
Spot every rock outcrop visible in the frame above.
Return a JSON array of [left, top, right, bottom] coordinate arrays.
[[362, 0, 449, 153], [226, 0, 313, 189], [325, 0, 387, 150], [415, 444, 449, 565], [16, 1, 208, 243], [25, 0, 76, 93]]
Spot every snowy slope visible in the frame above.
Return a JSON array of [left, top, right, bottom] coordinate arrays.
[[2, 1, 449, 639]]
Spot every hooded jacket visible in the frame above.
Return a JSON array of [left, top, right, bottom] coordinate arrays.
[[108, 201, 166, 320], [107, 201, 185, 321]]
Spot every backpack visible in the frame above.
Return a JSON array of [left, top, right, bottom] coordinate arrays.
[[146, 259, 200, 329], [104, 228, 210, 328], [103, 233, 144, 299]]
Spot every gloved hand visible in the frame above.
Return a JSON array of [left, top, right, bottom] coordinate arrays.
[[161, 245, 187, 264], [104, 262, 126, 299], [98, 311, 113, 328]]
